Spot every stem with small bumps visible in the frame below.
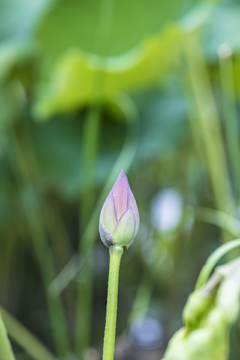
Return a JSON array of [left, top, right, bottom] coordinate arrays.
[[102, 245, 124, 360]]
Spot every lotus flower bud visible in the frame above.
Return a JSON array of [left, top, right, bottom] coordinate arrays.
[[99, 170, 140, 249]]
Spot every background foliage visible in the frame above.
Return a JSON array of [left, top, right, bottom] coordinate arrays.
[[1, 0, 240, 359]]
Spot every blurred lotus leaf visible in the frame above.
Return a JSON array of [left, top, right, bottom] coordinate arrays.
[[33, 1, 214, 119], [0, 0, 50, 81], [37, 0, 209, 61], [163, 257, 240, 360], [34, 26, 182, 119]]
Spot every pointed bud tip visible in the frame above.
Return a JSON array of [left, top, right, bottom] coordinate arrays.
[[99, 169, 139, 249], [119, 169, 126, 178]]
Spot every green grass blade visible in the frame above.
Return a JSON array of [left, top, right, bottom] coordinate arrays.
[[0, 306, 55, 360], [0, 311, 15, 360]]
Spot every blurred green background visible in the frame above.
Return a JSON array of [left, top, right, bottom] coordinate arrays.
[[1, 0, 240, 359]]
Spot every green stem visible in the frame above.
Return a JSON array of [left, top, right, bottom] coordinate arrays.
[[75, 244, 93, 358], [195, 237, 240, 290], [21, 116, 74, 313], [184, 35, 233, 214], [0, 311, 15, 360], [102, 245, 123, 360], [76, 108, 101, 357], [22, 116, 73, 273], [0, 234, 16, 304], [80, 108, 101, 227], [219, 45, 240, 203]]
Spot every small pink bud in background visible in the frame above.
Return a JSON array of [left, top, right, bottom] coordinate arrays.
[[99, 170, 140, 249]]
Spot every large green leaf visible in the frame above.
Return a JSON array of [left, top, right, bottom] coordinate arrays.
[[34, 25, 182, 118], [33, 1, 214, 119], [37, 0, 201, 61]]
